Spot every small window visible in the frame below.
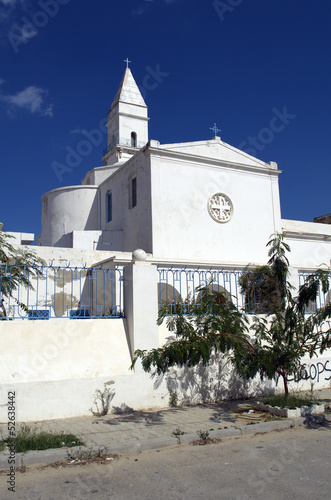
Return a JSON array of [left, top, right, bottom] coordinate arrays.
[[107, 192, 112, 222], [131, 177, 137, 208], [131, 132, 137, 148]]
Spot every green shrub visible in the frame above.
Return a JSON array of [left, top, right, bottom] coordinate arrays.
[[262, 393, 318, 409]]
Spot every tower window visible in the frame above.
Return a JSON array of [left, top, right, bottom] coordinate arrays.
[[131, 132, 137, 147], [131, 177, 137, 208], [107, 192, 112, 222]]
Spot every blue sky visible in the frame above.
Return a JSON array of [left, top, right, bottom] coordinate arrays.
[[0, 0, 330, 239]]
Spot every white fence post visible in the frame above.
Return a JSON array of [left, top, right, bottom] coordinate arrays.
[[124, 250, 159, 358]]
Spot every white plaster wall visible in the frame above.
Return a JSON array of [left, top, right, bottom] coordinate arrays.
[[69, 230, 123, 251], [23, 245, 120, 267], [6, 232, 34, 245], [81, 165, 120, 186], [161, 138, 270, 168], [282, 219, 331, 268], [159, 321, 331, 395], [1, 317, 330, 422], [284, 237, 331, 269], [0, 319, 132, 421], [107, 101, 148, 150], [150, 154, 282, 263], [39, 186, 99, 247], [99, 151, 153, 253], [0, 319, 130, 384]]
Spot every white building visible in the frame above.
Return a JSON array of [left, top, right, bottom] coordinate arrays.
[[1, 67, 331, 423], [37, 66, 331, 269]]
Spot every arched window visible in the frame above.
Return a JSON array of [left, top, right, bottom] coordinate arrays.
[[131, 132, 137, 147]]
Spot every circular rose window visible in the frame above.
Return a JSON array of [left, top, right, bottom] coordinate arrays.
[[208, 193, 233, 223]]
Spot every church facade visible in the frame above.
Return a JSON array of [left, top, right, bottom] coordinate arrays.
[[37, 67, 331, 269], [1, 68, 331, 423]]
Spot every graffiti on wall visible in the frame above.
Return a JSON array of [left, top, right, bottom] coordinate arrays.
[[287, 359, 331, 384]]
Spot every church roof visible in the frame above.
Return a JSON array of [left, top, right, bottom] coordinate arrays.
[[158, 138, 273, 169], [110, 68, 147, 111]]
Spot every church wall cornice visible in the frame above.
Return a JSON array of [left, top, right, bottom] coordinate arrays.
[[145, 146, 282, 177]]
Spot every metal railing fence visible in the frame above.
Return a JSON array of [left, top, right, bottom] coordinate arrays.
[[158, 267, 248, 314], [0, 264, 124, 320], [158, 267, 331, 316], [298, 271, 331, 313]]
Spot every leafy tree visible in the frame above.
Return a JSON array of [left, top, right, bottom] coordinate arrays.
[[131, 282, 251, 374], [239, 264, 282, 313], [233, 235, 331, 396], [0, 225, 45, 317], [131, 234, 331, 398]]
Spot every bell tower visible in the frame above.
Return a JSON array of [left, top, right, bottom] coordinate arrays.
[[102, 61, 149, 166]]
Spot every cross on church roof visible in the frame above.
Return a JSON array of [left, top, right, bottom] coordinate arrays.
[[210, 123, 221, 137], [124, 58, 131, 68]]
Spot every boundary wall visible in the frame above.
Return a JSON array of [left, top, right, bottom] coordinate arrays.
[[1, 249, 330, 422]]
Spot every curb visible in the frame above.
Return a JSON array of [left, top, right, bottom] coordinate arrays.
[[0, 417, 305, 470]]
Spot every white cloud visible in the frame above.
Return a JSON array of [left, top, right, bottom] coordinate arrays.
[[0, 0, 25, 23], [0, 0, 24, 7], [0, 85, 53, 117], [0, 1, 17, 6]]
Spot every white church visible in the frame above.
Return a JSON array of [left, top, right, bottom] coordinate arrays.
[[36, 66, 331, 268], [2, 66, 331, 423]]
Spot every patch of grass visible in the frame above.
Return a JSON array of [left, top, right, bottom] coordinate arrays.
[[262, 393, 318, 410], [4, 424, 85, 453], [0, 440, 5, 452]]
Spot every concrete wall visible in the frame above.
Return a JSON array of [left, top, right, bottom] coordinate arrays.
[[282, 219, 331, 268], [1, 255, 331, 423], [22, 245, 122, 267], [38, 186, 99, 247], [150, 149, 282, 263], [1, 317, 329, 423], [99, 150, 153, 253]]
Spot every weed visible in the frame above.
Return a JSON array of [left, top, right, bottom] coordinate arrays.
[[0, 440, 5, 452], [197, 430, 209, 442], [262, 392, 319, 409], [172, 427, 185, 437], [69, 447, 106, 460], [90, 383, 115, 417], [168, 386, 179, 408], [4, 424, 85, 453]]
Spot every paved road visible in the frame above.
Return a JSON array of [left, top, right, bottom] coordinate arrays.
[[1, 425, 330, 499]]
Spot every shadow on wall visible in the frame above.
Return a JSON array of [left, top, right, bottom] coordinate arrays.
[[152, 354, 274, 403]]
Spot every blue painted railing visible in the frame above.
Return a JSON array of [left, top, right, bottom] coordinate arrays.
[[0, 264, 124, 320], [158, 267, 249, 315], [298, 271, 330, 313], [157, 266, 330, 316]]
